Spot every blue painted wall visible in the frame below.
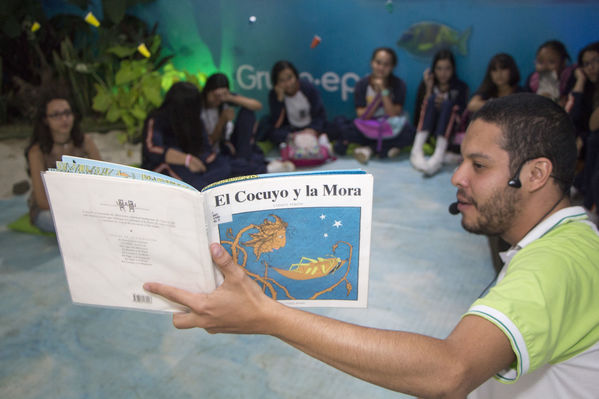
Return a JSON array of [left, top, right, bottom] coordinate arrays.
[[48, 0, 599, 119]]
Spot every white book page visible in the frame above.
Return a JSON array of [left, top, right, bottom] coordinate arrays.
[[43, 171, 214, 312], [202, 172, 373, 307]]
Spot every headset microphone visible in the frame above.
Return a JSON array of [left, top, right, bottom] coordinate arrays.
[[507, 159, 532, 188], [452, 158, 534, 215], [507, 176, 522, 188], [448, 202, 460, 215]]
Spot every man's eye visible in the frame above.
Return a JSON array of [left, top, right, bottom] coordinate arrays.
[[473, 162, 484, 170]]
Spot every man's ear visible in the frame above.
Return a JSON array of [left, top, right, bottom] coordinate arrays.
[[525, 157, 553, 192]]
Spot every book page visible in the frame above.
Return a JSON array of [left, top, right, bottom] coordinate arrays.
[[202, 171, 373, 308], [43, 171, 213, 312]]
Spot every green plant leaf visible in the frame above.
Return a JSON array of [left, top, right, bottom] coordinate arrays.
[[115, 87, 135, 108], [149, 34, 161, 54], [92, 84, 112, 112], [184, 71, 200, 89], [120, 111, 135, 128], [141, 74, 162, 106], [116, 59, 151, 85], [106, 45, 137, 58], [106, 104, 120, 122], [130, 105, 146, 120]]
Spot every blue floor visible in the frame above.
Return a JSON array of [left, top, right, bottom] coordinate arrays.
[[0, 155, 495, 399]]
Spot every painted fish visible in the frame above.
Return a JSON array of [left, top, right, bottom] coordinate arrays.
[[397, 22, 472, 58]]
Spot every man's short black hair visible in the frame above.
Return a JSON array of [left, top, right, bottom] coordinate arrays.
[[471, 93, 577, 194]]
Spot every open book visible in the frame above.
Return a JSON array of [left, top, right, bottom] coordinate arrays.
[[43, 157, 373, 312]]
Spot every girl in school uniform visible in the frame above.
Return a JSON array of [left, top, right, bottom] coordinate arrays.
[[411, 49, 469, 176]]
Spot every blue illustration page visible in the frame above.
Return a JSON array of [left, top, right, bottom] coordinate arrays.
[[202, 171, 373, 308]]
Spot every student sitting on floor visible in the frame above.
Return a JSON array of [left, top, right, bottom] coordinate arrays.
[[201, 73, 293, 173], [263, 60, 330, 149], [142, 82, 232, 190], [333, 47, 415, 163], [570, 41, 599, 222], [411, 49, 469, 176], [525, 39, 575, 107], [26, 88, 102, 233], [467, 53, 523, 114]]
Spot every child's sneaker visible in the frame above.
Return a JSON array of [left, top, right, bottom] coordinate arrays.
[[281, 160, 296, 172], [318, 133, 333, 152], [267, 160, 296, 173], [353, 146, 372, 164], [387, 147, 401, 158]]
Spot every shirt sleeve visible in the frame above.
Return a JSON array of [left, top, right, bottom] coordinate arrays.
[[142, 115, 180, 167]]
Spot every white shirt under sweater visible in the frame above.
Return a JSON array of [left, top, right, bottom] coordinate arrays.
[[284, 90, 311, 128], [201, 106, 233, 152]]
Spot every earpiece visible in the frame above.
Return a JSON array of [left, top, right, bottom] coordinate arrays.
[[507, 159, 531, 189], [507, 176, 522, 188]]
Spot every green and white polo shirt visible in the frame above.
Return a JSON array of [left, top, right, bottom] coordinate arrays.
[[466, 206, 599, 398]]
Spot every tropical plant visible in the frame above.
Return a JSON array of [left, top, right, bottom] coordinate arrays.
[[0, 0, 159, 121], [92, 35, 162, 142], [92, 47, 205, 142]]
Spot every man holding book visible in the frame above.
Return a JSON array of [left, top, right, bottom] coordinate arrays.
[[144, 94, 599, 398]]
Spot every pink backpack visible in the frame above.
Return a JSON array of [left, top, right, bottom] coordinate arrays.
[[280, 130, 335, 167]]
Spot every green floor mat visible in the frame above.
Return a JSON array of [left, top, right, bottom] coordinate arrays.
[[7, 213, 55, 236]]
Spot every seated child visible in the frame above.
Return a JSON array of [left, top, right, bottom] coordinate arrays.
[[337, 47, 415, 163], [201, 73, 293, 173], [525, 39, 574, 107], [26, 89, 102, 233], [264, 60, 330, 150], [142, 82, 231, 190], [467, 53, 523, 113], [569, 41, 599, 221], [411, 49, 469, 176]]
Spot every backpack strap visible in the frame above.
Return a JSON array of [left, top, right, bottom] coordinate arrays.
[[360, 93, 384, 120]]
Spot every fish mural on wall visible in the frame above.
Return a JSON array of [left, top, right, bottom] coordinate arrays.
[[397, 21, 472, 58]]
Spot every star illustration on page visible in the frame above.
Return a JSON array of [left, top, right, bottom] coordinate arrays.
[[323, 233, 328, 238], [320, 214, 326, 220], [333, 220, 342, 228]]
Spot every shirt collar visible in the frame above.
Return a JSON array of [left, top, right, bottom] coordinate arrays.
[[499, 206, 588, 264]]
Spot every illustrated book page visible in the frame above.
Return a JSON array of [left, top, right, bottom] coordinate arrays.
[[201, 170, 373, 307], [44, 158, 373, 311]]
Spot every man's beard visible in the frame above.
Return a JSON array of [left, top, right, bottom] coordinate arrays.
[[461, 186, 520, 237]]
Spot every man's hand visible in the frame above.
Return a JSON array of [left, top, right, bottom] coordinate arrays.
[[144, 243, 277, 334]]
